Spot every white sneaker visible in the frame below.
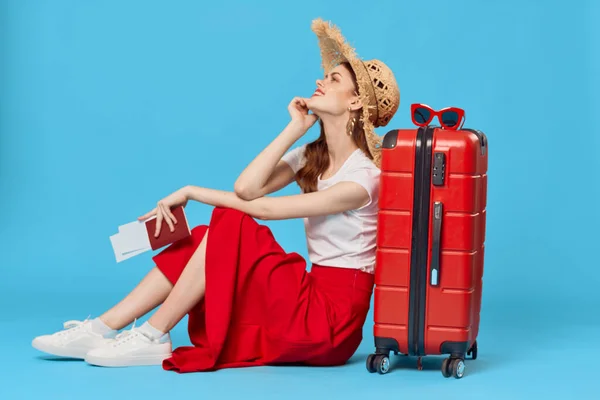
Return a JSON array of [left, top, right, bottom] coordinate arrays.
[[85, 324, 172, 367], [32, 318, 115, 359]]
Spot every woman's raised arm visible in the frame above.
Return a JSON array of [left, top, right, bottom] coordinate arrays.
[[233, 121, 300, 200], [234, 98, 318, 200]]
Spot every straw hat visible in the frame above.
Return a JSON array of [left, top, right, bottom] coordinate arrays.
[[311, 18, 400, 168]]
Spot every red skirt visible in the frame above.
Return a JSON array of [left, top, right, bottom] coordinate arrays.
[[151, 206, 374, 373]]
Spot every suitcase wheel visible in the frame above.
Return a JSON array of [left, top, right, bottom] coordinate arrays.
[[441, 358, 452, 378], [366, 354, 377, 373], [366, 353, 390, 374], [441, 357, 465, 379]]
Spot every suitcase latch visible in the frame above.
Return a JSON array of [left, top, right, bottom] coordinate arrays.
[[432, 152, 446, 186]]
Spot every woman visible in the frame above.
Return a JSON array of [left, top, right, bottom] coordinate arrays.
[[32, 18, 400, 372]]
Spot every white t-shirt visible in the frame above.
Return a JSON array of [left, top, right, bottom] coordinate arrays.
[[281, 144, 380, 274]]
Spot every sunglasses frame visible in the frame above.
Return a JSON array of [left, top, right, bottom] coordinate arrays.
[[410, 103, 466, 130]]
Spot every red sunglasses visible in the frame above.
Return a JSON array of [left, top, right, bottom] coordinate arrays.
[[410, 103, 465, 130]]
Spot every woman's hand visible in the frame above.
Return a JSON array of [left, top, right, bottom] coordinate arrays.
[[288, 97, 318, 134], [138, 186, 190, 237]]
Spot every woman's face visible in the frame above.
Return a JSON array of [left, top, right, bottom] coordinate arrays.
[[306, 63, 360, 117]]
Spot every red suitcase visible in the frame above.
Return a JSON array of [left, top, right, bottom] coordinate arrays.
[[366, 126, 488, 379]]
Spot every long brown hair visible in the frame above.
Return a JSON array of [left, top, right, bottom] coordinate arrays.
[[295, 62, 373, 193]]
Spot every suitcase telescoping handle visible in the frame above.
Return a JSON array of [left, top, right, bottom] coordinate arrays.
[[430, 201, 443, 286]]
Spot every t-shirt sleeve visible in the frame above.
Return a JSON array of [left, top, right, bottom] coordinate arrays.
[[341, 166, 381, 210], [281, 144, 307, 174]]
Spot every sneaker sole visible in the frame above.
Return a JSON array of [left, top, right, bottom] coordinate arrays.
[[85, 353, 172, 367], [32, 339, 89, 359]]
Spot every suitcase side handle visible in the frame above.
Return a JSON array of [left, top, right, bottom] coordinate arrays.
[[430, 201, 443, 286]]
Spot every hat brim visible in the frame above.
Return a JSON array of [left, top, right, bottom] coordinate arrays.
[[311, 18, 383, 168]]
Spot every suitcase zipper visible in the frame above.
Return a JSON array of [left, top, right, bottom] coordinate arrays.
[[408, 126, 435, 357], [407, 127, 424, 356]]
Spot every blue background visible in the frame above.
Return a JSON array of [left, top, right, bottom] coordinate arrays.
[[1, 0, 598, 398]]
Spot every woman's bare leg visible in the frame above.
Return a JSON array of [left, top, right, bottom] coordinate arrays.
[[82, 230, 210, 367], [99, 267, 174, 330], [147, 229, 208, 333]]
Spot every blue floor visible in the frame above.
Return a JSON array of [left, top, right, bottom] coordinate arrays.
[[1, 292, 596, 400]]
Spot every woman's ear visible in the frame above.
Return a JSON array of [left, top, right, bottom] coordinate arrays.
[[349, 94, 363, 111]]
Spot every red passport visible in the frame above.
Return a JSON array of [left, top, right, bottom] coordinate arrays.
[[144, 205, 191, 250]]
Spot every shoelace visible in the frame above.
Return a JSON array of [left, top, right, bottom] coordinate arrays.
[[111, 319, 154, 347], [56, 316, 91, 336], [114, 319, 137, 341]]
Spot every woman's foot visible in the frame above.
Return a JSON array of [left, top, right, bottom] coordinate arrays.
[[85, 321, 172, 367], [32, 317, 118, 359]]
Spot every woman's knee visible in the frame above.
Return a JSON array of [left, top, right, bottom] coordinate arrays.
[[212, 206, 252, 221], [154, 227, 209, 284]]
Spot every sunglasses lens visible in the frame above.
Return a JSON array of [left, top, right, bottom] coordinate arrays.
[[441, 111, 459, 127], [413, 107, 431, 124]]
